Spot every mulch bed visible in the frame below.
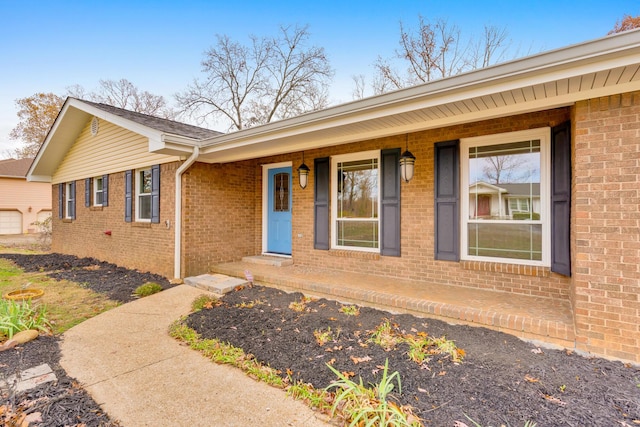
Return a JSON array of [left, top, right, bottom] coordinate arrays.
[[0, 253, 173, 303], [1, 252, 639, 426], [186, 285, 640, 426], [1, 336, 118, 426], [1, 252, 173, 426]]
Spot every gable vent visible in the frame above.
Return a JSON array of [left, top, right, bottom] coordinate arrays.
[[91, 117, 99, 136]]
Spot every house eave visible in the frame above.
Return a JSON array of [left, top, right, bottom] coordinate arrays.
[[27, 98, 192, 181], [196, 29, 640, 164]]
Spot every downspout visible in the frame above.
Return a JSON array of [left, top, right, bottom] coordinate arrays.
[[174, 146, 200, 279]]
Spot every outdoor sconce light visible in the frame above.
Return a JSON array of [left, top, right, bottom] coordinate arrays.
[[399, 135, 416, 183], [297, 153, 310, 189]]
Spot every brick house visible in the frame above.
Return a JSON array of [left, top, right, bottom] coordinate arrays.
[[29, 30, 640, 363]]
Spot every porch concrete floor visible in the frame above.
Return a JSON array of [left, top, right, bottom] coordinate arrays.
[[211, 262, 576, 349]]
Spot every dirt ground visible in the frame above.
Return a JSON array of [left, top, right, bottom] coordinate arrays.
[[1, 250, 639, 426], [186, 285, 640, 426]]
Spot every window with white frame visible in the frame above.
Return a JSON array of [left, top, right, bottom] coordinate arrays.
[[461, 128, 550, 265], [331, 151, 380, 251], [508, 197, 530, 214], [136, 168, 152, 221], [93, 176, 104, 206], [65, 182, 74, 219]]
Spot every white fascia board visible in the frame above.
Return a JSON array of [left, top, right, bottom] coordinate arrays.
[[28, 98, 81, 180], [198, 30, 640, 154], [150, 133, 200, 152], [27, 175, 52, 183], [198, 78, 638, 164]]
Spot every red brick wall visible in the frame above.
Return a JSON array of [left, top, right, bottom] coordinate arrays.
[[51, 163, 177, 278], [573, 92, 640, 363], [253, 108, 574, 300], [181, 161, 261, 276]]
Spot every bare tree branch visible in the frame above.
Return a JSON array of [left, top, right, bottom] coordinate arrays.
[[369, 16, 512, 95], [176, 25, 333, 131]]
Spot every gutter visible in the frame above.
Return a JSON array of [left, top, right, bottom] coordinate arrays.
[[174, 146, 200, 279]]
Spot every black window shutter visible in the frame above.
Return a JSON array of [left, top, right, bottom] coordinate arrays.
[[551, 121, 571, 276], [151, 164, 160, 224], [314, 157, 330, 250], [102, 174, 109, 207], [85, 178, 91, 207], [124, 170, 132, 222], [70, 181, 76, 220], [434, 140, 460, 261], [380, 148, 401, 256], [58, 184, 63, 219]]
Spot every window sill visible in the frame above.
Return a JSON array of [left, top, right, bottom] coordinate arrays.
[[131, 222, 152, 228], [62, 218, 73, 223], [328, 249, 380, 260], [461, 260, 550, 277], [90, 206, 103, 211]]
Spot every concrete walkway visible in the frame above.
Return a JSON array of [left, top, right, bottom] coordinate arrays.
[[60, 285, 331, 427]]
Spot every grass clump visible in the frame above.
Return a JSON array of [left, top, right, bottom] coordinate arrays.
[[288, 295, 314, 312], [368, 319, 402, 351], [0, 299, 51, 339], [169, 319, 283, 387], [405, 333, 465, 364], [368, 320, 464, 364], [339, 305, 360, 316], [313, 326, 340, 346], [234, 299, 264, 309], [133, 282, 164, 298], [326, 358, 422, 426], [287, 380, 332, 412], [191, 294, 220, 312]]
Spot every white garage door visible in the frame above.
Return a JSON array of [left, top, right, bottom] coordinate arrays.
[[0, 211, 23, 235]]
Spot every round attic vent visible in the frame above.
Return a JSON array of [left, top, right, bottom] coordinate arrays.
[[91, 117, 99, 136]]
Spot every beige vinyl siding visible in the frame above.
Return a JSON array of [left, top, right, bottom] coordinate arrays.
[[0, 177, 52, 233], [52, 119, 181, 184]]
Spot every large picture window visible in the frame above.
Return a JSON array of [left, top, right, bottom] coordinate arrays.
[[136, 168, 152, 221], [461, 129, 550, 265], [331, 151, 380, 251]]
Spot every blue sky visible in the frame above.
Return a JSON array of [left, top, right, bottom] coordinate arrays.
[[1, 0, 638, 158]]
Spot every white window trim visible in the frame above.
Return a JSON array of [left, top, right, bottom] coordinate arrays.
[[93, 176, 103, 207], [330, 150, 381, 253], [460, 128, 550, 267], [65, 182, 74, 219], [135, 168, 151, 223]]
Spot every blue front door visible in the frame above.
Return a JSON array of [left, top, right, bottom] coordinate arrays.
[[267, 167, 292, 254]]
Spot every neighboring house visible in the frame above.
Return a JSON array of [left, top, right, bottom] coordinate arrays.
[[28, 30, 640, 363], [0, 158, 51, 234], [469, 182, 541, 219]]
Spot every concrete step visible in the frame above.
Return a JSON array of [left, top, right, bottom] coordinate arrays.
[[242, 255, 293, 267], [184, 274, 247, 295]]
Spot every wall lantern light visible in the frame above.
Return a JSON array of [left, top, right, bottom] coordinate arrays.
[[399, 135, 416, 183], [297, 152, 310, 189]]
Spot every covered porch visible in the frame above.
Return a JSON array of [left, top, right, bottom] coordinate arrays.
[[211, 257, 575, 350]]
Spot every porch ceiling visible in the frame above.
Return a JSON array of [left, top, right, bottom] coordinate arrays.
[[194, 30, 640, 164]]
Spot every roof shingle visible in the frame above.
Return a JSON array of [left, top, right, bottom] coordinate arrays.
[[0, 158, 33, 178], [78, 99, 222, 140]]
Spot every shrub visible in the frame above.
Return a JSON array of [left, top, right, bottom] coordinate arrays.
[[133, 282, 163, 298]]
